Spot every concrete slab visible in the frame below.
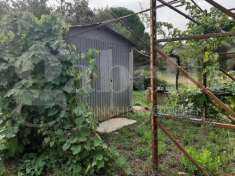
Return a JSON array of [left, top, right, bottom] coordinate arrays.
[[97, 118, 136, 133]]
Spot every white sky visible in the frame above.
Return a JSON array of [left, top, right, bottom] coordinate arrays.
[[89, 0, 235, 30]]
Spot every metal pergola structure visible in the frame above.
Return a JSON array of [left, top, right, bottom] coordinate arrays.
[[79, 0, 235, 175], [149, 0, 235, 175]]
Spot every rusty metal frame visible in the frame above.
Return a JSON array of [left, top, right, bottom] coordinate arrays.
[[158, 49, 235, 122], [159, 114, 235, 130], [220, 69, 235, 81], [158, 0, 201, 25], [154, 49, 235, 175], [149, 0, 235, 175], [157, 31, 235, 42], [150, 0, 159, 171], [204, 0, 235, 20]]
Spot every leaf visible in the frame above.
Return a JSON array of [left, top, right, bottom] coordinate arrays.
[[96, 154, 103, 161], [71, 145, 81, 155], [94, 139, 102, 147], [49, 141, 55, 147], [62, 142, 71, 151], [44, 137, 50, 144], [204, 52, 209, 62], [70, 137, 79, 144]]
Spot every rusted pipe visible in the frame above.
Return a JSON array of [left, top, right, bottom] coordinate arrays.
[[157, 31, 235, 42], [157, 0, 201, 25], [150, 0, 159, 170], [220, 69, 235, 81], [157, 0, 182, 9], [204, 0, 235, 20], [159, 114, 235, 130]]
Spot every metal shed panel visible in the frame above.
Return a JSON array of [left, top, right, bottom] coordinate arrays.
[[67, 28, 133, 121]]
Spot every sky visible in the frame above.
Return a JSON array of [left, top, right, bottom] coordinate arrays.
[[89, 0, 234, 30]]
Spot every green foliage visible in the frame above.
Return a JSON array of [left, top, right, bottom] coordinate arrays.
[[18, 154, 47, 176], [163, 0, 235, 86], [133, 91, 150, 107], [181, 147, 222, 175], [95, 7, 149, 66], [0, 158, 5, 176], [57, 0, 95, 25], [104, 91, 234, 175], [158, 86, 235, 120], [0, 12, 123, 175], [228, 96, 235, 111], [0, 0, 95, 25], [95, 7, 145, 48], [9, 0, 51, 17], [0, 1, 10, 19]]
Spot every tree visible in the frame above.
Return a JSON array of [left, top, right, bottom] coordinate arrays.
[[56, 0, 95, 25], [0, 0, 95, 25], [10, 0, 51, 17], [95, 7, 149, 67], [0, 0, 10, 18]]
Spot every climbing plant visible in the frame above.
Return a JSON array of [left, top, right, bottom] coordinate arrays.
[[0, 12, 125, 175]]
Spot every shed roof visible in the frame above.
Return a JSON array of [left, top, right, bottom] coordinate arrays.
[[70, 24, 135, 47]]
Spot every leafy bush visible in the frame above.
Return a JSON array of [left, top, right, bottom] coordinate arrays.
[[181, 147, 222, 175], [159, 88, 222, 118], [0, 12, 124, 175]]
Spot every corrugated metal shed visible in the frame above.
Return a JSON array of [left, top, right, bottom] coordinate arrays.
[[67, 24, 134, 121]]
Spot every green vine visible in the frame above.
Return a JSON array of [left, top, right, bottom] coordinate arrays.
[[0, 12, 125, 176]]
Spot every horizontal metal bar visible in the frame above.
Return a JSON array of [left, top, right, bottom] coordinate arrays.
[[157, 0, 201, 25], [159, 114, 235, 130], [204, 0, 235, 20], [157, 0, 182, 9], [157, 31, 235, 42]]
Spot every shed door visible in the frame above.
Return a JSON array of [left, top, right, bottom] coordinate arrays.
[[100, 49, 113, 114]]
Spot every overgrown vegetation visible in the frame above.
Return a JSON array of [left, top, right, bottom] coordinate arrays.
[[159, 86, 235, 120], [0, 12, 127, 176], [0, 0, 234, 175], [104, 91, 235, 176]]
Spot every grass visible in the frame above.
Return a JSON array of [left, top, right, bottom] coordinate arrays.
[[102, 91, 235, 176], [158, 71, 197, 88], [133, 91, 150, 108]]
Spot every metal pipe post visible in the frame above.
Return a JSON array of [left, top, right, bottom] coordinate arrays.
[[150, 0, 159, 171]]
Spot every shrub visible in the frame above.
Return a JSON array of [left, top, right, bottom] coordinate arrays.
[[0, 12, 124, 175], [159, 88, 222, 118], [181, 147, 222, 175]]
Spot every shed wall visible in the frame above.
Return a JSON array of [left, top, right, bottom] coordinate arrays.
[[67, 29, 133, 121]]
